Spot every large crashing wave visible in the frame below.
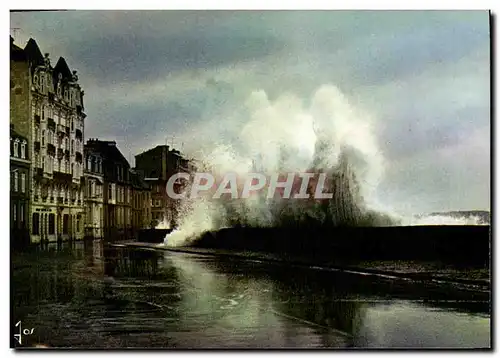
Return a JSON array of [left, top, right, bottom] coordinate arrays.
[[164, 85, 482, 247]]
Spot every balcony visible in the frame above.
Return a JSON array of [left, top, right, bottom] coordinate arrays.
[[47, 143, 56, 156], [57, 124, 66, 136], [34, 141, 40, 152], [34, 167, 43, 181], [47, 118, 56, 131], [53, 171, 72, 186]]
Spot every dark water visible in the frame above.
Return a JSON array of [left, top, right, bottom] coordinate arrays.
[[11, 241, 490, 349]]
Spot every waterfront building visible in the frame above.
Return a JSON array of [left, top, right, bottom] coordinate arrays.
[[10, 37, 86, 243], [83, 146, 104, 239], [130, 169, 152, 232], [134, 145, 195, 228], [10, 38, 31, 248], [84, 139, 151, 241]]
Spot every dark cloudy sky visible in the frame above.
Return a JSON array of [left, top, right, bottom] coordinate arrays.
[[10, 10, 490, 214]]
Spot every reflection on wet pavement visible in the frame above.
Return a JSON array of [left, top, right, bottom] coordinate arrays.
[[11, 240, 490, 349]]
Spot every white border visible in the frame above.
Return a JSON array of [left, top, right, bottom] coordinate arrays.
[[4, 2, 496, 357]]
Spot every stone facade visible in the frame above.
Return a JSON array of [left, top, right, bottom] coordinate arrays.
[[130, 169, 152, 232], [10, 38, 32, 248], [84, 148, 104, 239], [135, 145, 195, 228], [15, 38, 86, 243], [85, 139, 151, 241]]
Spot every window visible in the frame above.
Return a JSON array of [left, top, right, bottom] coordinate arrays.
[[71, 163, 74, 175], [21, 173, 26, 193], [63, 214, 69, 234], [49, 214, 55, 235], [87, 157, 91, 171], [12, 204, 16, 222], [35, 127, 39, 141], [14, 172, 18, 192], [13, 140, 19, 157], [40, 73, 45, 92], [20, 203, 24, 224], [108, 185, 112, 201], [32, 213, 40, 235], [71, 140, 74, 154], [42, 130, 45, 146], [20, 141, 26, 159]]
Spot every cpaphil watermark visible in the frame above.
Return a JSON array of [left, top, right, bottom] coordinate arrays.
[[166, 172, 335, 200]]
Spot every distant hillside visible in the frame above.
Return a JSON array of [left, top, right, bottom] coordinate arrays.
[[426, 210, 490, 224]]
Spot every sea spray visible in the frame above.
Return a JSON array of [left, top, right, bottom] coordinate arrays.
[[162, 84, 481, 247], [162, 84, 399, 247]]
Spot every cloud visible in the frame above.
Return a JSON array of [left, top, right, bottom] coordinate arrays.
[[10, 10, 491, 213]]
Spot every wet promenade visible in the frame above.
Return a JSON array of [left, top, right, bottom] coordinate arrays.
[[11, 240, 490, 349]]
